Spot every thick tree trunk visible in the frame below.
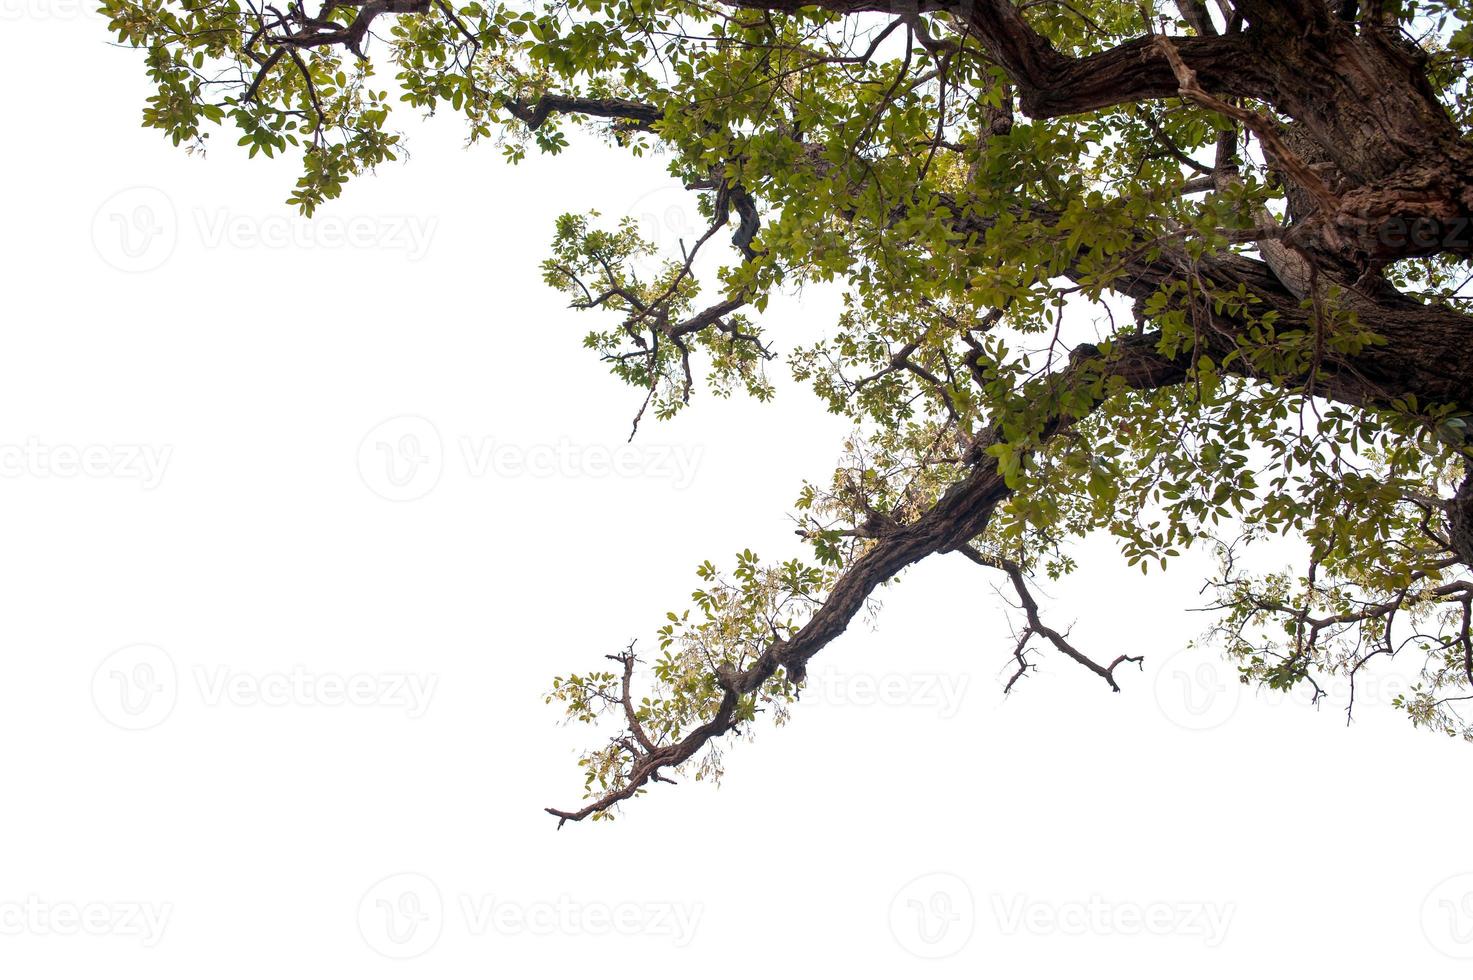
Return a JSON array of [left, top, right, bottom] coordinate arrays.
[[1265, 24, 1473, 270], [1453, 469, 1473, 566]]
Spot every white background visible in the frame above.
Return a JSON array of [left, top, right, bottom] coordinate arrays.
[[3, 5, 1473, 976]]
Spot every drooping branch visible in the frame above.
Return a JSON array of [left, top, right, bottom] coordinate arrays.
[[958, 545, 1145, 691], [1203, 530, 1473, 730], [547, 332, 1189, 826]]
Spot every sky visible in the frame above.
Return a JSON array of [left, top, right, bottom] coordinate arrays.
[[2, 5, 1473, 977]]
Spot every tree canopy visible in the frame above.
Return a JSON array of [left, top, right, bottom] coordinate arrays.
[[103, 0, 1473, 823]]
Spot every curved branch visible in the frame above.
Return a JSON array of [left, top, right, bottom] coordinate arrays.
[[958, 545, 1145, 691], [502, 94, 663, 132], [547, 332, 1185, 826]]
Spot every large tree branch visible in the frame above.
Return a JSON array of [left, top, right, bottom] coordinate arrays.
[[951, 6, 1266, 118], [546, 333, 1186, 826], [547, 212, 1473, 824], [502, 94, 663, 132], [723, 0, 1270, 117]]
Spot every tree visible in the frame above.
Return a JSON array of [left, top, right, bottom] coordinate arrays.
[[103, 0, 1473, 824]]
